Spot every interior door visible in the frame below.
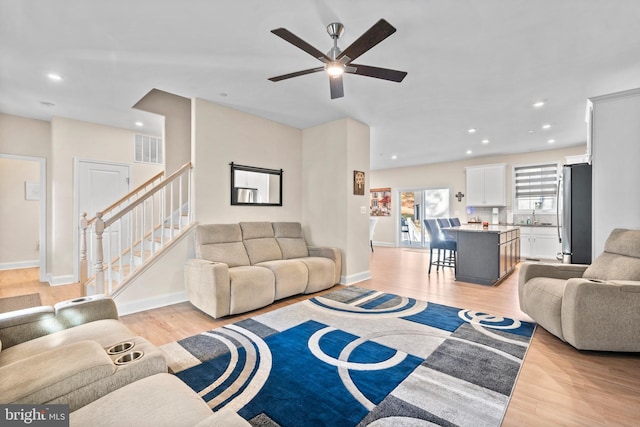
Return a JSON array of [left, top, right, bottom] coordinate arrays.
[[77, 160, 130, 276]]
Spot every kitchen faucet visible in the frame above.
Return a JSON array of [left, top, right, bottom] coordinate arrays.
[[532, 209, 536, 224]]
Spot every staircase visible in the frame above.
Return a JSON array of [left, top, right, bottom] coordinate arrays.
[[80, 162, 194, 297]]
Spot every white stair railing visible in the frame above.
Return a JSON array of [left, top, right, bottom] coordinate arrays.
[[80, 162, 193, 296]]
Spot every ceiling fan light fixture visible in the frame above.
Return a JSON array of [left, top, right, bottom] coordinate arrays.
[[326, 62, 344, 77]]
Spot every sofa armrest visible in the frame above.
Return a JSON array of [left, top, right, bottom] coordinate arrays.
[[308, 246, 342, 284], [54, 295, 119, 327], [0, 306, 55, 329], [518, 262, 588, 309], [561, 278, 640, 351], [0, 295, 119, 349], [185, 259, 231, 319], [519, 262, 588, 284], [0, 340, 115, 404]]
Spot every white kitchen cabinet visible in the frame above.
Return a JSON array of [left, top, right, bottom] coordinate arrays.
[[465, 164, 506, 206], [520, 226, 561, 260]]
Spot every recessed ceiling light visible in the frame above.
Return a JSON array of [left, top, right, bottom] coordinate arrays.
[[467, 128, 477, 134], [391, 155, 397, 160], [135, 121, 144, 127], [481, 139, 490, 144], [466, 150, 473, 155], [533, 101, 545, 108], [547, 139, 556, 144], [542, 124, 551, 129], [47, 73, 63, 81], [219, 93, 228, 97], [527, 130, 534, 133], [40, 101, 55, 107]]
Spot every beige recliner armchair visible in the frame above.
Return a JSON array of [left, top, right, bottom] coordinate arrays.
[[519, 228, 640, 352]]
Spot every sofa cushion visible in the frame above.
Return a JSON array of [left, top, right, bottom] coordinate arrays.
[[240, 222, 283, 264], [256, 260, 308, 299], [273, 222, 309, 259], [297, 257, 335, 293], [70, 373, 220, 427], [604, 228, 640, 258], [196, 224, 250, 267], [0, 340, 115, 404], [520, 277, 566, 341], [583, 252, 640, 281], [240, 222, 274, 239], [229, 266, 276, 315]]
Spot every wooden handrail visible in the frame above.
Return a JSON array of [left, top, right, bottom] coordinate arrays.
[[104, 162, 192, 228], [86, 170, 165, 225]]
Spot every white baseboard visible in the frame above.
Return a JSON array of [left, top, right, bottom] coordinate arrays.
[[372, 241, 395, 248], [0, 260, 39, 271], [115, 291, 188, 316], [340, 270, 371, 285], [47, 274, 76, 286]]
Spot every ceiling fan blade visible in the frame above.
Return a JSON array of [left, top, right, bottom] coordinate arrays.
[[271, 28, 331, 62], [269, 67, 325, 82], [329, 75, 344, 99], [337, 19, 397, 62], [348, 63, 407, 82]]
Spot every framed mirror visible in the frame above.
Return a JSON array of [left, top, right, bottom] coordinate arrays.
[[230, 162, 283, 206]]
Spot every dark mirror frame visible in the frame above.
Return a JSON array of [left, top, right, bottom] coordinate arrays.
[[230, 162, 283, 206]]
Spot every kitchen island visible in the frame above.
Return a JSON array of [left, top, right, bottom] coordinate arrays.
[[447, 224, 520, 285]]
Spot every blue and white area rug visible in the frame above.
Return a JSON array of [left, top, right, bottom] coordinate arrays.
[[161, 287, 536, 427]]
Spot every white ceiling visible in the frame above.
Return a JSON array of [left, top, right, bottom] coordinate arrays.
[[2, 0, 640, 170]]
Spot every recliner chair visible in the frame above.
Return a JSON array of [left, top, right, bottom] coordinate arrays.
[[519, 228, 640, 351]]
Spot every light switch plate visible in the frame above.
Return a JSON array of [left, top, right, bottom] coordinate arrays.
[[360, 206, 367, 214]]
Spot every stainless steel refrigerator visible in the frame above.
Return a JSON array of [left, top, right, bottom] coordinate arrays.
[[558, 163, 592, 264]]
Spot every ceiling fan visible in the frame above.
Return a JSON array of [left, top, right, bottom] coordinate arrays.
[[268, 19, 407, 99]]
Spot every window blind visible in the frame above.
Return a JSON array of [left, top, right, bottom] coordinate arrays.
[[514, 164, 558, 198]]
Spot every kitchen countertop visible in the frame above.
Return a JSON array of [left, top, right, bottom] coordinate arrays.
[[452, 224, 520, 233], [508, 223, 556, 228]]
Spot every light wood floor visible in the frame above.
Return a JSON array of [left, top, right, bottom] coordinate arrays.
[[2, 247, 639, 426]]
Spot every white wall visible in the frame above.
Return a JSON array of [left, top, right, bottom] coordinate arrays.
[[191, 98, 303, 223], [371, 145, 587, 246], [49, 117, 163, 282], [590, 88, 640, 255], [302, 118, 371, 283], [114, 227, 195, 315], [133, 88, 190, 175], [0, 113, 51, 158], [0, 158, 40, 267]]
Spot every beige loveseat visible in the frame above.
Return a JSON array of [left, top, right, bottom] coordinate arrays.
[[519, 228, 640, 351], [185, 221, 342, 318]]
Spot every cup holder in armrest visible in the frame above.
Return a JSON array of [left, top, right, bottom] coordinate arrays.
[[114, 350, 144, 365], [107, 341, 135, 355]]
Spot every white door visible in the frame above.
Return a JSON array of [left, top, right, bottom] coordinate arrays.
[[77, 160, 130, 277]]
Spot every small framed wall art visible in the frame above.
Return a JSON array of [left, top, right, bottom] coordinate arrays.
[[353, 170, 365, 195]]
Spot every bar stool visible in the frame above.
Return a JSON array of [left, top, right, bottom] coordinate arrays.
[[424, 219, 457, 274], [449, 217, 461, 226]]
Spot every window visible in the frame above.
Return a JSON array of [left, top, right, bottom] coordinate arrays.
[[513, 163, 559, 212], [134, 134, 163, 165]]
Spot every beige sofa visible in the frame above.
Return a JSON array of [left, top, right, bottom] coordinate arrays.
[[185, 221, 342, 318], [0, 296, 166, 410], [0, 296, 250, 425], [519, 228, 640, 351], [70, 373, 249, 427]]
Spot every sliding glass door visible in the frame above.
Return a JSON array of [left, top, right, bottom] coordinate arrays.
[[399, 188, 450, 247]]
